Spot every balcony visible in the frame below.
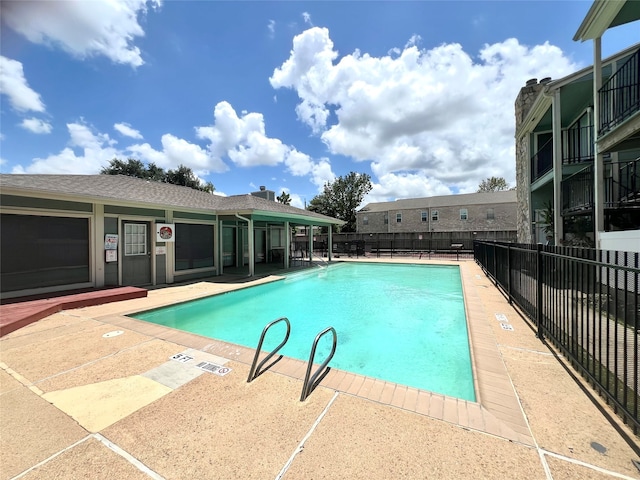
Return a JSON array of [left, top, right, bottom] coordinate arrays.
[[530, 137, 553, 183], [562, 166, 593, 215], [604, 157, 640, 208], [561, 159, 640, 216], [599, 48, 640, 137], [562, 125, 594, 164]]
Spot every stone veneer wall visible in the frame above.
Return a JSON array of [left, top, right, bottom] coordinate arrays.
[[514, 80, 545, 243]]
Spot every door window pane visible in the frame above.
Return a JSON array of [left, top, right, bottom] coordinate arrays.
[[124, 223, 147, 256]]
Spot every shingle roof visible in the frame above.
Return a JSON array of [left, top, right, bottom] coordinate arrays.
[[358, 190, 517, 213], [0, 174, 341, 224]]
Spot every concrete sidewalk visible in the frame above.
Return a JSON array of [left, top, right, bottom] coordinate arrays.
[[1, 260, 638, 479]]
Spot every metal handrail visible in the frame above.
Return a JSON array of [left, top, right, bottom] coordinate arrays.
[[300, 326, 337, 401], [599, 48, 640, 135], [247, 317, 291, 382]]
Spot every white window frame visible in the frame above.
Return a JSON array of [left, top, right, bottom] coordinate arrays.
[[124, 223, 147, 256], [396, 213, 402, 223], [459, 209, 468, 221]]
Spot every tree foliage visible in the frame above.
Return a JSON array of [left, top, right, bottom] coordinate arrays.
[[307, 172, 372, 232], [477, 176, 509, 192], [101, 158, 214, 193], [276, 191, 291, 205]]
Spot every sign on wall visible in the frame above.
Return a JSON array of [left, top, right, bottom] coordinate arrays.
[[105, 234, 118, 250], [105, 250, 118, 262], [156, 223, 175, 242]]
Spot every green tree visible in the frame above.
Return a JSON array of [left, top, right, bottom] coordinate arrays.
[[276, 191, 291, 205], [101, 158, 214, 193], [146, 162, 166, 182], [477, 176, 509, 192], [166, 164, 214, 193], [101, 158, 147, 178], [308, 172, 372, 232]]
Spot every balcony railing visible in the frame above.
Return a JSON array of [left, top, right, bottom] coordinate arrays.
[[562, 125, 594, 164], [562, 166, 593, 214], [531, 137, 553, 182], [605, 158, 640, 208], [599, 48, 640, 136]]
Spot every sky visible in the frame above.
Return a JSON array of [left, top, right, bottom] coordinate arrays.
[[1, 1, 638, 209]]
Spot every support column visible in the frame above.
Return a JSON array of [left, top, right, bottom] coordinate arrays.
[[94, 204, 105, 287], [218, 221, 224, 275], [593, 37, 604, 246], [248, 218, 255, 276], [308, 225, 314, 264], [165, 210, 174, 284], [327, 225, 333, 261], [552, 89, 564, 243], [284, 221, 290, 269]]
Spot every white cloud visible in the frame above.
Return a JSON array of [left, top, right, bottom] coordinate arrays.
[[12, 121, 118, 174], [10, 118, 230, 179], [195, 101, 334, 191], [0, 56, 46, 112], [272, 28, 579, 198], [302, 12, 313, 26], [128, 133, 227, 173], [365, 173, 453, 204], [267, 19, 276, 38], [270, 27, 337, 134], [114, 122, 143, 139], [196, 101, 287, 168], [19, 117, 52, 134], [1, 0, 161, 67]]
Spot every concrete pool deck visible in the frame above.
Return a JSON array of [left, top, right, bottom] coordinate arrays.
[[1, 259, 638, 479]]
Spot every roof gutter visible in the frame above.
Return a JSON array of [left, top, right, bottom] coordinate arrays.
[[573, 0, 625, 42], [235, 213, 250, 223]]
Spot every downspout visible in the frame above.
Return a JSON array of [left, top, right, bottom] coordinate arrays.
[[235, 213, 254, 277]]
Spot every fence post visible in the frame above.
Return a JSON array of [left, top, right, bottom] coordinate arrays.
[[507, 244, 512, 303], [492, 241, 498, 286], [536, 243, 544, 340]]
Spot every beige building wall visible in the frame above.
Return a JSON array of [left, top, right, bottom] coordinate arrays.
[[357, 202, 516, 234]]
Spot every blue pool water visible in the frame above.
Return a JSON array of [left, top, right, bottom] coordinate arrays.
[[133, 263, 475, 401]]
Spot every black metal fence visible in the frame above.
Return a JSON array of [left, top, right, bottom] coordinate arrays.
[[294, 232, 516, 261], [474, 240, 639, 434]]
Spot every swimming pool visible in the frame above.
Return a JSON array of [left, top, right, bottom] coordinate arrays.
[[133, 263, 475, 401]]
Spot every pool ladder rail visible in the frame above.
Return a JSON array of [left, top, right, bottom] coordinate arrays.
[[300, 326, 337, 402], [247, 317, 291, 383], [247, 317, 337, 402]]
